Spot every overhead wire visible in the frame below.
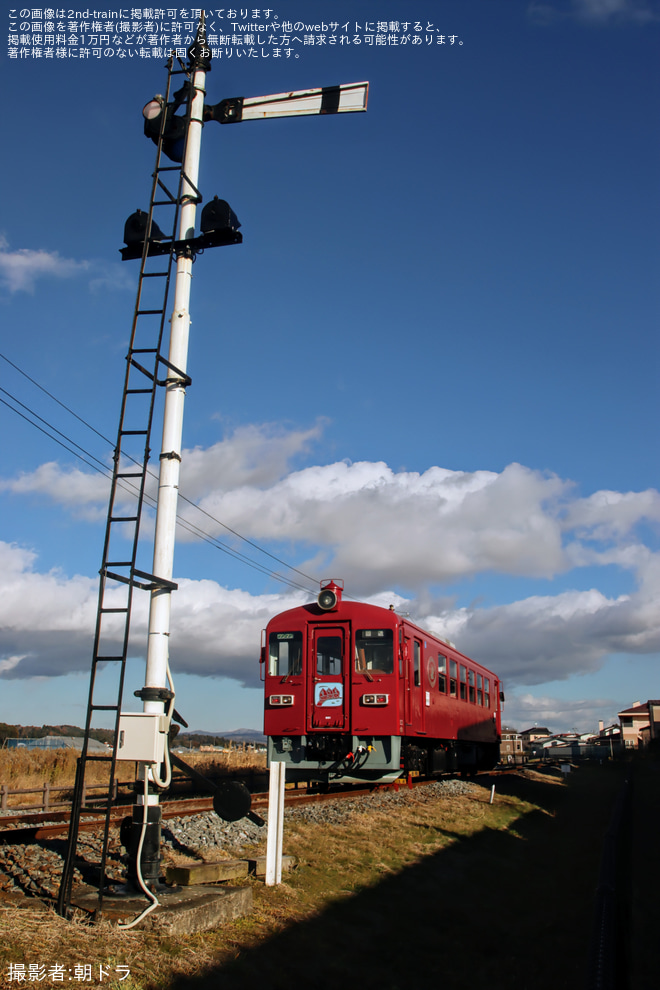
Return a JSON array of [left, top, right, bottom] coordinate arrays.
[[1, 372, 317, 595], [1, 350, 318, 590]]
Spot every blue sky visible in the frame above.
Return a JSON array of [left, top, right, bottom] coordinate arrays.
[[1, 0, 658, 735]]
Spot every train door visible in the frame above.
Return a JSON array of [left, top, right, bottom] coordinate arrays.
[[403, 635, 412, 728], [310, 625, 348, 730], [411, 638, 425, 732], [403, 635, 425, 733]]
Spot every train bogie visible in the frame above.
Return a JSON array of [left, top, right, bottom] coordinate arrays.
[[263, 581, 502, 783]]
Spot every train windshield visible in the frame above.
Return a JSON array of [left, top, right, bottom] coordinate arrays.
[[316, 636, 343, 675], [355, 629, 394, 674], [269, 631, 303, 676]]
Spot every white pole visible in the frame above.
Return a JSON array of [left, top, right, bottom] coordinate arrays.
[[266, 761, 286, 886], [144, 28, 209, 716]]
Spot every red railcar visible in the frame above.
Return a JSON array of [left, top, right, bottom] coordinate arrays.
[[263, 580, 502, 782]]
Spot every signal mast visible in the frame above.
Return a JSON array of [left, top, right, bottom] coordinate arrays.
[[57, 13, 368, 921]]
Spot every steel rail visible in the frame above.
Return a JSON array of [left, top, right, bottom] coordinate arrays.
[[0, 767, 524, 845]]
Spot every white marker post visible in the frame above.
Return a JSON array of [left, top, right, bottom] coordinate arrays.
[[266, 761, 286, 886]]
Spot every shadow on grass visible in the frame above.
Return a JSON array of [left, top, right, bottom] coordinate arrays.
[[165, 765, 624, 990]]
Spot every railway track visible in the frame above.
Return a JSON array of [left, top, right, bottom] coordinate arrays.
[[0, 767, 523, 845], [0, 785, 400, 843]]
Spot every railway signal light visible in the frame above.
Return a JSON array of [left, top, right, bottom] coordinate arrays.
[[142, 89, 189, 163], [122, 210, 167, 259], [199, 196, 241, 247]]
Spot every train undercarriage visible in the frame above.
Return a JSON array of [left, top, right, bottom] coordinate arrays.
[[267, 733, 500, 784]]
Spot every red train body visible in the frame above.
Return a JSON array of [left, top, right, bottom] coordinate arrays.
[[263, 581, 502, 782]]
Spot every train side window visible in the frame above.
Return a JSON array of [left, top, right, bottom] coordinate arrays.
[[484, 678, 490, 708], [449, 659, 457, 698], [468, 669, 475, 703], [438, 654, 447, 693], [317, 636, 343, 675], [355, 629, 394, 674], [459, 665, 467, 701], [269, 631, 302, 677], [414, 640, 421, 686], [477, 674, 483, 706]]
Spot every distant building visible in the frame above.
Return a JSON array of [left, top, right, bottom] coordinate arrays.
[[618, 702, 650, 749], [500, 726, 523, 761], [618, 700, 660, 750], [4, 736, 108, 752], [640, 701, 660, 749], [519, 727, 552, 750]]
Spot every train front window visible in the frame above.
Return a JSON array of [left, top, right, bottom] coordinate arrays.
[[317, 636, 343, 675], [355, 629, 394, 674], [269, 631, 302, 677]]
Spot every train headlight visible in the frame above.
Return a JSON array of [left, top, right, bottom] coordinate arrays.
[[318, 588, 337, 610], [362, 693, 389, 706], [318, 578, 344, 610], [269, 695, 294, 706]]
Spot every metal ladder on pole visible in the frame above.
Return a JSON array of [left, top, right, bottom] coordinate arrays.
[[56, 55, 198, 919]]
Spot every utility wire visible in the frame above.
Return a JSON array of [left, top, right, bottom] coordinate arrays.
[[1, 351, 318, 588], [1, 351, 111, 445], [1, 383, 316, 595], [0, 395, 111, 479]]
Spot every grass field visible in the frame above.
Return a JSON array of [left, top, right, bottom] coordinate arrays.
[[0, 761, 642, 990], [0, 748, 267, 810]]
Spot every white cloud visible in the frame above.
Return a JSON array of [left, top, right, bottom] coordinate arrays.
[[419, 572, 660, 687], [500, 692, 622, 734], [1, 537, 658, 698], [187, 458, 572, 590], [2, 425, 658, 696], [0, 236, 135, 294], [0, 655, 25, 674], [180, 421, 324, 496], [0, 236, 90, 293], [562, 488, 660, 541], [0, 540, 301, 684], [3, 425, 659, 596], [0, 462, 110, 520]]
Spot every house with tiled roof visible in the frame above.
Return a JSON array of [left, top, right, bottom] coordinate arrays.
[[519, 727, 551, 751], [618, 701, 649, 749], [637, 701, 660, 750]]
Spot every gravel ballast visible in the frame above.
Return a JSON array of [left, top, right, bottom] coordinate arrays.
[[0, 779, 483, 900]]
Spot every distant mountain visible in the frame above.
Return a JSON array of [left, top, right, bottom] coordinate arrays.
[[185, 728, 266, 744]]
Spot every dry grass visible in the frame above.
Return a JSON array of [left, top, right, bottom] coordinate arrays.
[[0, 765, 628, 990], [0, 748, 266, 811], [172, 749, 267, 776], [0, 782, 533, 988]]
